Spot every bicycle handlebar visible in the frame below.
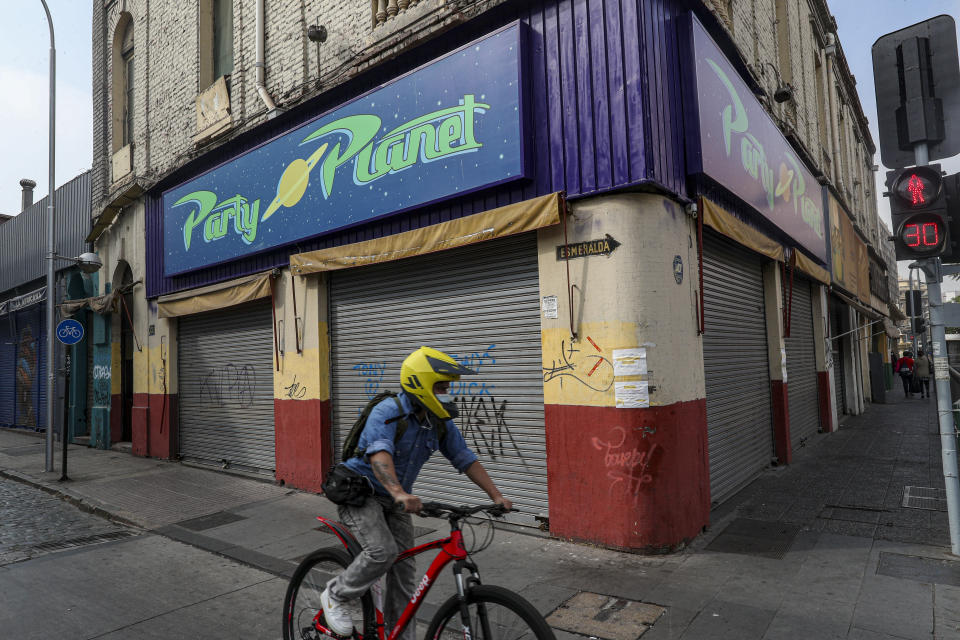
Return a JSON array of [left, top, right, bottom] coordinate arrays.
[[416, 502, 509, 519]]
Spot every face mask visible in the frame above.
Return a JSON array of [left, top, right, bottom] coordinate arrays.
[[436, 394, 459, 419]]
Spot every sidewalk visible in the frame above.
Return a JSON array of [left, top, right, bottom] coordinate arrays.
[[1, 389, 959, 640]]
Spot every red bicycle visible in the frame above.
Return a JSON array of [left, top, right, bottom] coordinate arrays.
[[282, 502, 555, 640]]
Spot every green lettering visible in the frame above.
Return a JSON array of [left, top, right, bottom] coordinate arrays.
[[436, 115, 464, 155], [301, 114, 382, 198], [706, 59, 748, 157], [240, 199, 260, 245], [174, 190, 219, 251]]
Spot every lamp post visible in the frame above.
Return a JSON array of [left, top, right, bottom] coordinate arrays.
[[40, 0, 56, 472]]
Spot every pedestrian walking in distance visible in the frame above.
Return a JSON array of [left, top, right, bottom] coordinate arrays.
[[915, 349, 933, 399], [319, 346, 513, 639], [896, 351, 916, 398]]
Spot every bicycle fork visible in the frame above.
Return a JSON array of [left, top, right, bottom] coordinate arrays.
[[454, 559, 490, 640]]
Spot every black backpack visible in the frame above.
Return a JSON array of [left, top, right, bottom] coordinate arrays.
[[340, 391, 448, 462]]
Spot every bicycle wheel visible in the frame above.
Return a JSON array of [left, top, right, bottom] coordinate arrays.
[[425, 585, 556, 640], [283, 547, 374, 640]]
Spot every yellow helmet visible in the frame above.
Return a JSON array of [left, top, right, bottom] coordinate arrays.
[[400, 346, 475, 419]]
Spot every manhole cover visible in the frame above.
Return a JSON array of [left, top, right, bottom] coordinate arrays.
[[902, 486, 947, 511], [877, 552, 960, 587], [704, 518, 800, 559], [546, 592, 665, 640], [175, 511, 247, 531]]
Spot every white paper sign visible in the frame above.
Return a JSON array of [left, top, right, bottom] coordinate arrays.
[[613, 348, 647, 376], [615, 381, 649, 408], [935, 356, 950, 380], [541, 295, 558, 319]]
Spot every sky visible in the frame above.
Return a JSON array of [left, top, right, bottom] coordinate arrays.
[[0, 2, 92, 216], [1, 1, 959, 287]]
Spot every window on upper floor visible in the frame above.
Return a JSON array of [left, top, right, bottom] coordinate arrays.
[[111, 13, 134, 153], [200, 0, 233, 89]]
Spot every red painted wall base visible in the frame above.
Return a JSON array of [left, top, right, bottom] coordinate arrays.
[[130, 393, 176, 459], [110, 395, 122, 444], [771, 380, 792, 465], [274, 398, 331, 492], [817, 371, 833, 433], [544, 400, 709, 552]]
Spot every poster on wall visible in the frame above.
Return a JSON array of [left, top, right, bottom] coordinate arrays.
[[163, 24, 528, 276], [683, 15, 827, 263]]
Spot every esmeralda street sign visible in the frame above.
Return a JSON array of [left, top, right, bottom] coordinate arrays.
[[556, 234, 622, 260]]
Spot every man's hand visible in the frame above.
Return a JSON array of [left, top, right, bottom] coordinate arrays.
[[395, 492, 423, 514], [493, 495, 513, 512]]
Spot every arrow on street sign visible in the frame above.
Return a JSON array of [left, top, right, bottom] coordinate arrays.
[[556, 234, 622, 261]]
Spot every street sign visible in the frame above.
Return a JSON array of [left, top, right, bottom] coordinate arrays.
[[56, 319, 84, 345], [556, 234, 622, 260], [872, 15, 960, 167]]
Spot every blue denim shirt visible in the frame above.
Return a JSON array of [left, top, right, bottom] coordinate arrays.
[[342, 392, 478, 496]]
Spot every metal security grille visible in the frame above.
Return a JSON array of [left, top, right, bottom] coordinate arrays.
[[0, 317, 14, 425], [12, 307, 46, 430], [178, 300, 275, 475], [329, 233, 546, 525], [831, 304, 846, 416], [702, 231, 774, 505], [784, 277, 820, 449]]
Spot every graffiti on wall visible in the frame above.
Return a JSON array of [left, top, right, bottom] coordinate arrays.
[[591, 426, 658, 506], [543, 337, 614, 392], [200, 364, 257, 408], [15, 326, 37, 427], [283, 375, 308, 399]]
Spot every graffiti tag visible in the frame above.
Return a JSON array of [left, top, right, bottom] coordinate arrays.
[[283, 375, 308, 399], [199, 364, 257, 408], [591, 426, 658, 505], [456, 395, 526, 466], [543, 338, 614, 392]]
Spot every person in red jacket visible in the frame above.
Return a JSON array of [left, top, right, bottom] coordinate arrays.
[[895, 351, 916, 397]]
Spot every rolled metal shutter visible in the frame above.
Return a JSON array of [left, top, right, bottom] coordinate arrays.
[[784, 278, 820, 449], [329, 233, 546, 526], [13, 307, 45, 430], [831, 304, 846, 415], [177, 300, 275, 475], [702, 231, 774, 504], [0, 318, 14, 425]]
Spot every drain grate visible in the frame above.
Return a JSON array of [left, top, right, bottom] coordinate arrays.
[[31, 529, 139, 553], [175, 511, 247, 531], [902, 486, 948, 512], [705, 518, 801, 559], [877, 552, 960, 587]]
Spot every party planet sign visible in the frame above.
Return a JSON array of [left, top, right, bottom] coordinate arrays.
[[163, 24, 528, 276]]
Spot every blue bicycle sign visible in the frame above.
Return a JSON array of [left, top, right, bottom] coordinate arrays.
[[56, 319, 84, 345]]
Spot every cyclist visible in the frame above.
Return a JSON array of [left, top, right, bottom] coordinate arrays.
[[321, 346, 513, 639]]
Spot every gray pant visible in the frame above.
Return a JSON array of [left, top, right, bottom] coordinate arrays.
[[328, 495, 416, 640]]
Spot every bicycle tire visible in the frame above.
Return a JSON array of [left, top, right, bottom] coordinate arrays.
[[283, 547, 375, 640], [425, 584, 556, 640]]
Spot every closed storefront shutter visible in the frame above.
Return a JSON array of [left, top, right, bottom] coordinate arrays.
[[0, 317, 14, 425], [784, 278, 820, 449], [178, 300, 275, 475], [329, 233, 546, 526], [831, 304, 846, 416], [702, 230, 774, 504], [13, 307, 45, 430]]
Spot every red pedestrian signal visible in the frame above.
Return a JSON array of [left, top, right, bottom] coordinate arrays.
[[888, 164, 950, 259]]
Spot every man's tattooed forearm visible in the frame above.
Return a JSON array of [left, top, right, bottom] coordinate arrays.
[[371, 461, 401, 488]]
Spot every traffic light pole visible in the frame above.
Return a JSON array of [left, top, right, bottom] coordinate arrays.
[[916, 143, 960, 556]]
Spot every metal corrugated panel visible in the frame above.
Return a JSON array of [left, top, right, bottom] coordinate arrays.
[[702, 231, 774, 504], [177, 300, 275, 474], [784, 278, 820, 449], [0, 316, 14, 425], [329, 233, 546, 525], [11, 306, 46, 430], [147, 0, 688, 299], [0, 172, 90, 293]]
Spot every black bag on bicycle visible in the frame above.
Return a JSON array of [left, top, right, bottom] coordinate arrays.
[[321, 463, 373, 507]]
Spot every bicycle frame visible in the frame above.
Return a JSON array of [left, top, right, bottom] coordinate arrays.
[[315, 515, 474, 640]]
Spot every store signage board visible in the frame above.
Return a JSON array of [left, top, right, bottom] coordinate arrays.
[[163, 24, 528, 275], [0, 286, 46, 317], [684, 16, 827, 262]]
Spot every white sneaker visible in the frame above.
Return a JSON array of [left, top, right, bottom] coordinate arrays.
[[320, 587, 354, 637]]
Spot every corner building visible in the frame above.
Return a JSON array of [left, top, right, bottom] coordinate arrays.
[[90, 0, 890, 551]]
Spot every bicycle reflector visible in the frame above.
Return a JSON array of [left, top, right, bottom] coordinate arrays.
[[888, 164, 949, 260]]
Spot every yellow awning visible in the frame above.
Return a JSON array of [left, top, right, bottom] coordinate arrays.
[[290, 192, 563, 275], [792, 249, 830, 285], [701, 198, 784, 262], [157, 271, 274, 318]]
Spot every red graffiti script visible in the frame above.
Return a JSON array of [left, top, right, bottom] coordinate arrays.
[[591, 426, 658, 505]]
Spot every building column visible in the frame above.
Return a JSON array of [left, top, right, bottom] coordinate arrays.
[[811, 284, 835, 432], [540, 193, 709, 551], [763, 262, 791, 464]]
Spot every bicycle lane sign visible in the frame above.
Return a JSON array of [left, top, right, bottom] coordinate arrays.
[[56, 319, 84, 345]]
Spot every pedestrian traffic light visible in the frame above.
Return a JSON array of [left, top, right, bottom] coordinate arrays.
[[888, 164, 951, 260], [905, 289, 923, 316]]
